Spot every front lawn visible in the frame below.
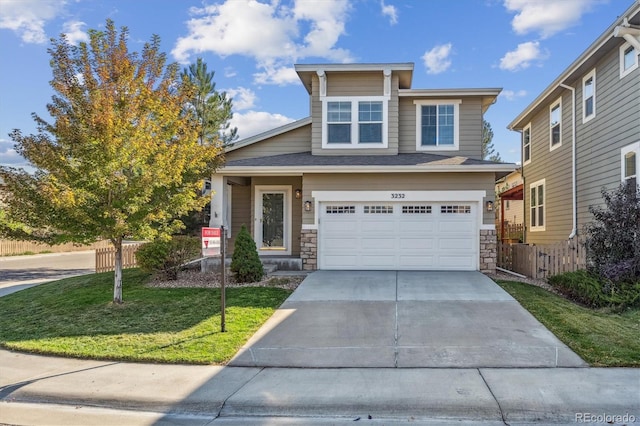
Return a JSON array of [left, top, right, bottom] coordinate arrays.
[[0, 269, 291, 364], [497, 280, 640, 367]]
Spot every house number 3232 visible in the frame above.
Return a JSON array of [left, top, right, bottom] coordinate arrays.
[[391, 193, 405, 199]]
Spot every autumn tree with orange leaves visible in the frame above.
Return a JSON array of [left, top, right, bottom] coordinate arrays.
[[0, 20, 222, 303]]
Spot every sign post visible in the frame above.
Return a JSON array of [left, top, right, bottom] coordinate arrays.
[[202, 227, 226, 332]]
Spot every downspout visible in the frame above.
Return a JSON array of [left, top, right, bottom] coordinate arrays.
[[559, 83, 577, 239]]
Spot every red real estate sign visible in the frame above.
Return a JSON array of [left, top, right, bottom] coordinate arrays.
[[201, 227, 221, 257]]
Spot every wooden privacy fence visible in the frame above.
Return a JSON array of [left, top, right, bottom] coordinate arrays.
[[497, 223, 524, 242], [498, 238, 587, 279], [95, 243, 144, 273], [0, 239, 111, 257]]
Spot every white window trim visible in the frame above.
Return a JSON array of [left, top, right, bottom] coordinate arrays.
[[254, 185, 292, 256], [523, 122, 532, 166], [582, 68, 596, 124], [549, 97, 562, 151], [621, 141, 640, 183], [529, 178, 546, 232], [619, 41, 639, 79], [414, 99, 461, 152], [321, 96, 388, 149]]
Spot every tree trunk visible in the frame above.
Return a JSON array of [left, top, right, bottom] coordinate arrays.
[[113, 238, 123, 304]]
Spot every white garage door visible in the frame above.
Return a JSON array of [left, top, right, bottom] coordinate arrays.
[[319, 202, 478, 270]]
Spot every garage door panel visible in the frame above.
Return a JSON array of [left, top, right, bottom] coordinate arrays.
[[319, 201, 478, 270]]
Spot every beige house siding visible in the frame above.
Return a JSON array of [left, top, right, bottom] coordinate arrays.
[[398, 97, 483, 159], [496, 172, 524, 226], [301, 172, 495, 226], [229, 184, 251, 254], [225, 124, 311, 161], [310, 72, 400, 156]]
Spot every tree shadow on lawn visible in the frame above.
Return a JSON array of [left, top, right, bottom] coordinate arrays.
[[0, 268, 291, 343]]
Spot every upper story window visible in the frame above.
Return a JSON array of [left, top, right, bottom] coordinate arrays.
[[530, 179, 545, 232], [523, 123, 531, 165], [620, 42, 638, 79], [621, 142, 639, 186], [582, 69, 596, 123], [322, 97, 388, 148], [414, 99, 461, 151], [549, 98, 562, 151]]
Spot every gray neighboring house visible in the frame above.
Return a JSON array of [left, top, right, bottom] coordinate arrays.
[[508, 1, 640, 245], [209, 62, 515, 273]]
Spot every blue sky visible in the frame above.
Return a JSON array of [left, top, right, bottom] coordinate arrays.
[[0, 0, 631, 169]]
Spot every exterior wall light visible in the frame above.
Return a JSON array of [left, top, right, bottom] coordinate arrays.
[[295, 189, 302, 199], [304, 200, 312, 212], [486, 200, 494, 212]]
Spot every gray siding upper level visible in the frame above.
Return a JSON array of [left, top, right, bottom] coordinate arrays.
[[521, 39, 640, 245], [225, 124, 311, 161]]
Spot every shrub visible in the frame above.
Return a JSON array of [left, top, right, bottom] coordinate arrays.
[[584, 181, 640, 281], [135, 236, 201, 280], [549, 270, 640, 309], [231, 224, 263, 283]]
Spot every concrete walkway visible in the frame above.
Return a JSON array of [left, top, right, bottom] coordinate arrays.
[[1, 350, 638, 425], [1, 271, 638, 424], [230, 271, 585, 368]]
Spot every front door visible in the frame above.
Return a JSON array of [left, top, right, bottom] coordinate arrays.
[[255, 186, 291, 255]]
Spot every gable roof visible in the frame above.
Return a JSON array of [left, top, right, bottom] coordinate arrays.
[[225, 117, 311, 153], [295, 63, 414, 94], [509, 1, 640, 130], [221, 151, 515, 176]]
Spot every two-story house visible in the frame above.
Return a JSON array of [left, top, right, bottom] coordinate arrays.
[[508, 2, 640, 245], [209, 63, 515, 273]]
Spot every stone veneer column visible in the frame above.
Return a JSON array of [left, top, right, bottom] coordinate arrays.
[[300, 229, 317, 271], [479, 229, 497, 274]]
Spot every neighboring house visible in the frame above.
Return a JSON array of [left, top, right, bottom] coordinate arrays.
[[210, 62, 515, 273], [495, 169, 524, 241], [508, 2, 640, 245]]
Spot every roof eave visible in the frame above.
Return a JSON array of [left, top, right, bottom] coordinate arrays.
[[218, 164, 517, 175]]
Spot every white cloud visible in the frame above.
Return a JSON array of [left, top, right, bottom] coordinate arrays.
[[225, 87, 257, 111], [0, 139, 29, 168], [500, 89, 528, 100], [422, 43, 453, 75], [504, 0, 601, 38], [172, 0, 352, 85], [381, 1, 398, 25], [224, 67, 237, 78], [230, 111, 296, 140], [253, 65, 300, 86], [62, 20, 89, 45], [499, 41, 547, 71], [0, 0, 65, 44]]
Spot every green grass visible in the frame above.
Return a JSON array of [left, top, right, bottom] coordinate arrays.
[[0, 269, 291, 364], [497, 280, 640, 367]]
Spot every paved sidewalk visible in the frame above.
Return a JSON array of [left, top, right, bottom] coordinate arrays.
[[1, 350, 638, 425]]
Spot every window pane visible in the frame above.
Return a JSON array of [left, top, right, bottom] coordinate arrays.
[[359, 123, 382, 143], [359, 101, 382, 122], [328, 123, 351, 143], [328, 102, 351, 122], [523, 128, 530, 145], [531, 188, 536, 206], [524, 144, 530, 162], [584, 77, 593, 98], [531, 207, 536, 227], [538, 206, 544, 226], [551, 124, 561, 145], [438, 105, 454, 145], [626, 152, 637, 178], [624, 46, 635, 70], [585, 97, 594, 117], [421, 105, 437, 146], [538, 185, 544, 202]]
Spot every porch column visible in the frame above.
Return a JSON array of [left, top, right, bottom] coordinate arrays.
[[209, 174, 225, 228]]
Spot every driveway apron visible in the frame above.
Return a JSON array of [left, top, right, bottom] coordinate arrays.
[[228, 270, 586, 368]]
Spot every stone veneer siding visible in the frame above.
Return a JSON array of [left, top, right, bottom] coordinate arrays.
[[300, 229, 317, 271], [480, 229, 497, 274]]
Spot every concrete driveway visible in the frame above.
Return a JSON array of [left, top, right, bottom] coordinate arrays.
[[229, 271, 586, 368]]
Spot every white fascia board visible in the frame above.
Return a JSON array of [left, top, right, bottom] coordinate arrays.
[[219, 164, 517, 176], [295, 63, 414, 73], [224, 117, 312, 153], [399, 88, 502, 97]]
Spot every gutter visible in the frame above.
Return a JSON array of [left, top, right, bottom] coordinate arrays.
[[559, 84, 577, 239], [219, 164, 517, 176]]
